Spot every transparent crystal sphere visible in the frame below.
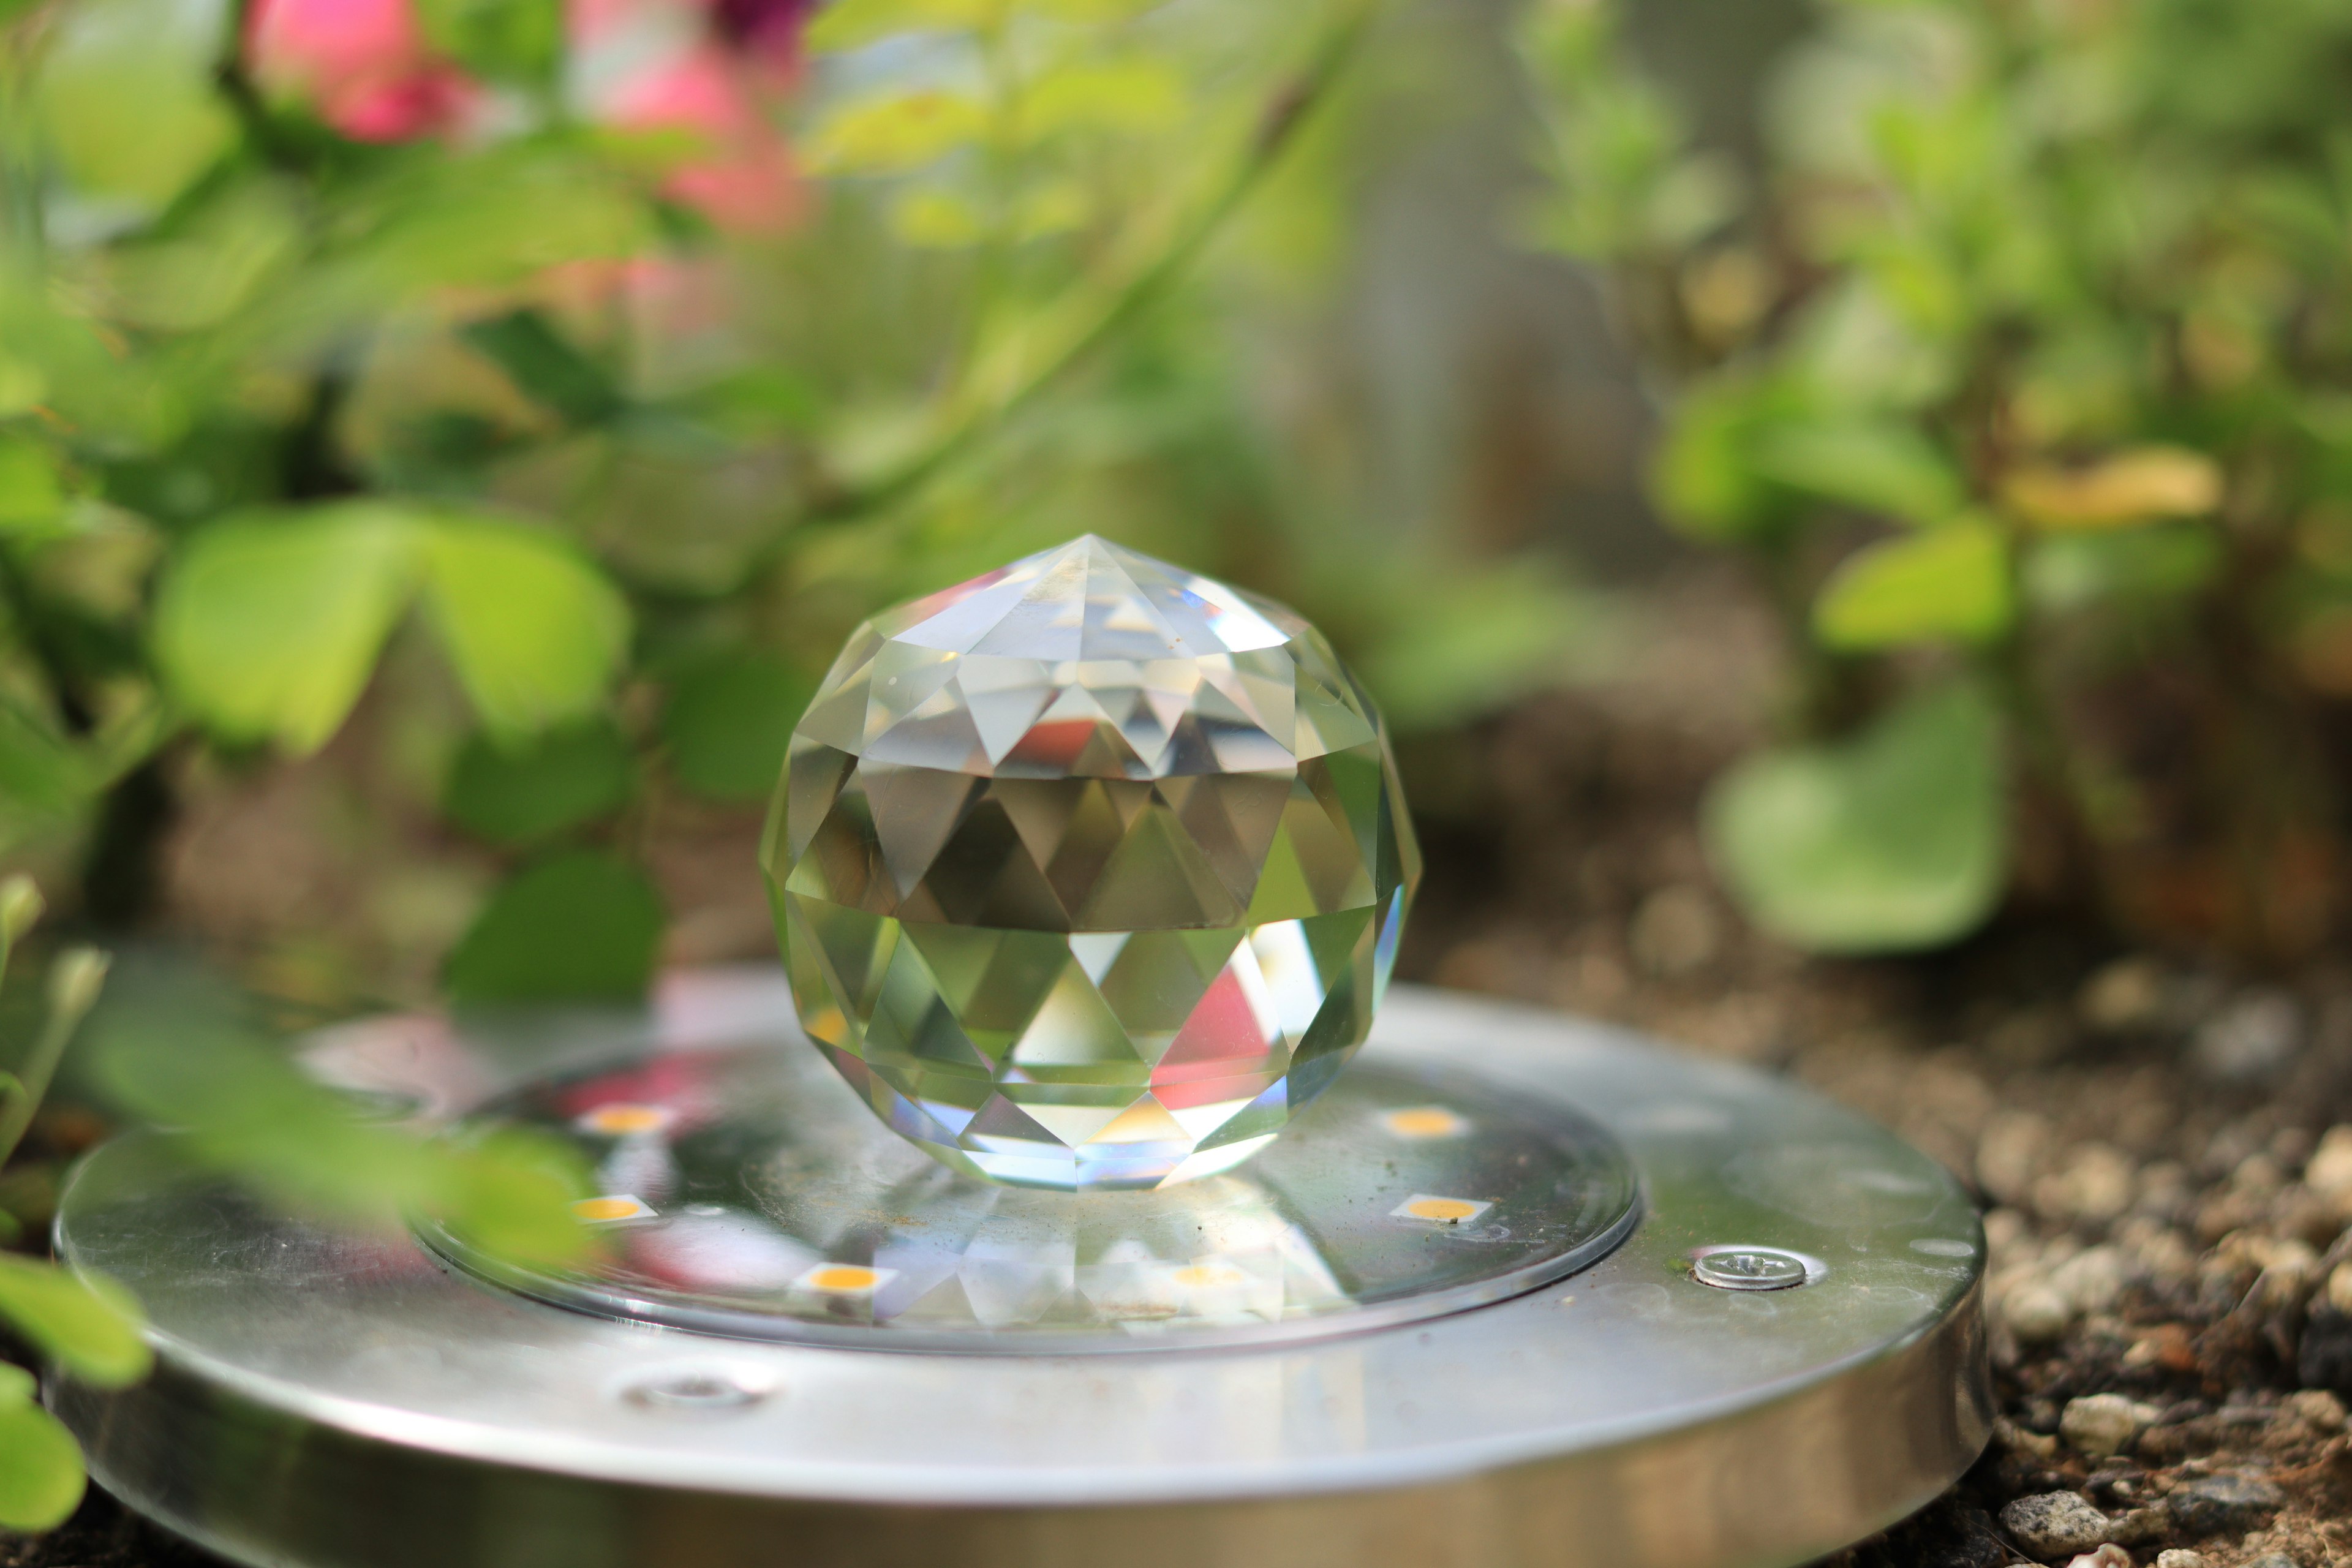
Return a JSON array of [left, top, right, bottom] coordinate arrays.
[[764, 535, 1421, 1191]]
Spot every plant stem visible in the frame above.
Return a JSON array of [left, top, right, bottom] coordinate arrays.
[[799, 0, 1384, 533], [0, 8, 51, 268], [0, 949, 107, 1170]]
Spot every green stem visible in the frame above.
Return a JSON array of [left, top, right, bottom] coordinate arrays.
[[799, 0, 1384, 534], [0, 10, 49, 268], [0, 949, 107, 1170], [1979, 533, 2125, 930]]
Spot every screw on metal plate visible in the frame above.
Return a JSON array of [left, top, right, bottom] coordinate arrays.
[[617, 1366, 773, 1412], [1689, 1246, 1814, 1292]]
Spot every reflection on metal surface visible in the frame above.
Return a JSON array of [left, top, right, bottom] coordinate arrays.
[[51, 977, 1993, 1568], [417, 1047, 1640, 1351]]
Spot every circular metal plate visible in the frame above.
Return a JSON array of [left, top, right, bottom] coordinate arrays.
[[50, 974, 1991, 1568], [419, 1047, 1640, 1352]]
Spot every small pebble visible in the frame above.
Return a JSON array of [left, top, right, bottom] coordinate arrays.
[[2000, 1492, 2113, 1558], [2050, 1246, 2129, 1316], [2241, 1557, 2299, 1568], [2154, 1553, 2208, 1568], [2038, 1144, 2137, 1224], [2285, 1387, 2346, 1431], [1980, 1114, 2054, 1205], [2064, 1548, 2131, 1568], [2003, 1280, 2075, 1343], [2062, 1393, 2162, 1458], [2163, 1471, 2282, 1536], [2299, 1304, 2352, 1395], [2079, 956, 2167, 1031], [2303, 1125, 2352, 1199], [2191, 990, 2303, 1084]]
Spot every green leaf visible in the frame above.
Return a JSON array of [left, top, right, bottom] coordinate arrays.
[[461, 311, 625, 428], [0, 697, 94, 825], [445, 720, 636, 845], [676, 367, 823, 439], [1749, 419, 1965, 524], [151, 505, 421, 755], [0, 1382, 85, 1533], [89, 982, 594, 1262], [1021, 59, 1186, 139], [1649, 376, 1803, 540], [1705, 680, 2007, 953], [0, 1255, 151, 1387], [0, 438, 64, 531], [105, 180, 304, 333], [34, 0, 233, 208], [1352, 568, 1594, 732], [417, 0, 562, 83], [802, 89, 989, 176], [662, 655, 813, 801], [277, 151, 647, 341], [444, 851, 665, 1005], [891, 189, 989, 249], [807, 0, 992, 50], [2026, 524, 2222, 612], [429, 1128, 601, 1267], [417, 519, 630, 742], [1814, 519, 2014, 649]]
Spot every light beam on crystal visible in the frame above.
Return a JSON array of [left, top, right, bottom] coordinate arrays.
[[764, 535, 1421, 1191]]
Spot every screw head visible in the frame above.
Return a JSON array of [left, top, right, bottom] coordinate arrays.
[[616, 1365, 774, 1412], [1691, 1246, 1814, 1291]]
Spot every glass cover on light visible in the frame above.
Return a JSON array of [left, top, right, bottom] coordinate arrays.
[[418, 1041, 1638, 1351]]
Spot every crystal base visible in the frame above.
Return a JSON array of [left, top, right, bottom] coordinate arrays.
[[418, 1041, 1639, 1351]]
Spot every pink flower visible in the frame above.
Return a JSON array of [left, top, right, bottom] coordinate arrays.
[[601, 42, 805, 232], [573, 0, 809, 234], [710, 0, 818, 78], [246, 0, 811, 233], [246, 0, 480, 143]]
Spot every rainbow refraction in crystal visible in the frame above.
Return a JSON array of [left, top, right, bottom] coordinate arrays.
[[764, 535, 1420, 1191]]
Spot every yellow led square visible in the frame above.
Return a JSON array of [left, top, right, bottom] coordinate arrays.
[[1381, 1107, 1468, 1139], [793, 1262, 897, 1297], [1169, 1262, 1248, 1290], [1390, 1194, 1492, 1226], [577, 1104, 674, 1137], [572, 1194, 657, 1224]]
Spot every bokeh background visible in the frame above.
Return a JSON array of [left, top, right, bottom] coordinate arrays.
[[16, 0, 2352, 1562]]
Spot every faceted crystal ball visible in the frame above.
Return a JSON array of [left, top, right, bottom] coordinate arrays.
[[764, 535, 1421, 1191]]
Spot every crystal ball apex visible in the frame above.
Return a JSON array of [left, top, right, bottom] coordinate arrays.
[[764, 535, 1421, 1191]]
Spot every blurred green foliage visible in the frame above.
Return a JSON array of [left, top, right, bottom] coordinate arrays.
[[1520, 0, 2352, 958], [0, 869, 596, 1530], [0, 0, 1589, 1008], [0, 877, 140, 1530]]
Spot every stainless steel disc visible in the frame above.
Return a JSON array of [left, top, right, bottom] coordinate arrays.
[[49, 974, 1991, 1568]]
